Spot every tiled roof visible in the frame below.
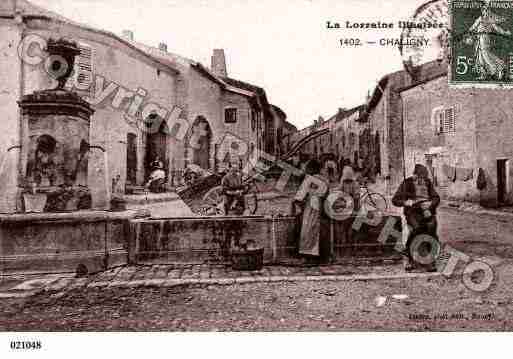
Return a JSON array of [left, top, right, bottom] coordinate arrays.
[[129, 41, 195, 69], [9, 1, 278, 111], [5, 0, 98, 29], [366, 60, 448, 112], [223, 77, 271, 109], [4, 0, 180, 74], [222, 77, 266, 97]]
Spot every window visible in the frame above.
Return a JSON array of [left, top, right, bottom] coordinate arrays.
[[443, 107, 456, 133], [66, 42, 93, 92], [224, 108, 237, 124], [433, 106, 456, 135], [76, 43, 93, 90]]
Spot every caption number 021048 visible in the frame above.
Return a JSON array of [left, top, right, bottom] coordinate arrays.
[[10, 341, 42, 350]]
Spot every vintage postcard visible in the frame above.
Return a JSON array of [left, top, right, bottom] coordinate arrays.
[[0, 0, 512, 355]]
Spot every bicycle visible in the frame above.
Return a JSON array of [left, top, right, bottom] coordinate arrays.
[[199, 175, 259, 216], [358, 179, 388, 213]]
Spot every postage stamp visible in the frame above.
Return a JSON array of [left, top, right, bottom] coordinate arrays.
[[450, 0, 513, 86]]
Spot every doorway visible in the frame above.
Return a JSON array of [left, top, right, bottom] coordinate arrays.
[[497, 159, 509, 205], [425, 154, 437, 186], [145, 116, 169, 180], [185, 116, 212, 170], [126, 133, 137, 185]]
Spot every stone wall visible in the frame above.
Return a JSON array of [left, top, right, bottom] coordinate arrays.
[[401, 75, 513, 206], [181, 69, 260, 170], [222, 91, 255, 155], [474, 88, 513, 206], [401, 76, 478, 202], [128, 216, 275, 264], [129, 215, 402, 265], [0, 210, 142, 274], [0, 20, 23, 213], [367, 61, 448, 196]]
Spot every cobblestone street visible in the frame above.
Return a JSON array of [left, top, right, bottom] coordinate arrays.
[[1, 207, 513, 330], [2, 267, 513, 331]]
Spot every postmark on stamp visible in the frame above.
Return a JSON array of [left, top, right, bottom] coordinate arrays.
[[450, 0, 513, 86], [400, 0, 450, 76]]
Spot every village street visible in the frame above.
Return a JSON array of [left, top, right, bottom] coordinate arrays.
[[1, 206, 513, 331]]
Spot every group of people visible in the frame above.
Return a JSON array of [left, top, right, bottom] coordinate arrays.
[[293, 160, 440, 271], [147, 154, 440, 271]]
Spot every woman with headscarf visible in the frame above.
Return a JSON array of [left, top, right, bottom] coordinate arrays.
[[339, 159, 360, 211], [392, 164, 440, 271]]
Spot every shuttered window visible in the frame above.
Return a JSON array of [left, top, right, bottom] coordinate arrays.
[[443, 107, 455, 133], [433, 106, 456, 134], [67, 42, 93, 92]]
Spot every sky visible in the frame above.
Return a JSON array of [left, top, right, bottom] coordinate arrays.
[[29, 0, 442, 129]]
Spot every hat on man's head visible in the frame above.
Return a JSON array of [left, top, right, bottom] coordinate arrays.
[[413, 164, 429, 179]]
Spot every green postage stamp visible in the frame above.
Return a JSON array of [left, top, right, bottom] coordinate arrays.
[[450, 0, 513, 86]]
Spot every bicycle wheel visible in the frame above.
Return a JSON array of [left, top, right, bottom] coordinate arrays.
[[363, 192, 388, 213], [202, 186, 225, 216]]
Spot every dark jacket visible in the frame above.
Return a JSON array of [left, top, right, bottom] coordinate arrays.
[[392, 177, 440, 217]]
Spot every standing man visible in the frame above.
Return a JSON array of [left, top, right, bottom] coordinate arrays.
[[221, 165, 246, 215], [392, 164, 440, 271]]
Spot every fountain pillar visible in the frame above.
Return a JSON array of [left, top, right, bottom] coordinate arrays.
[[17, 39, 96, 212]]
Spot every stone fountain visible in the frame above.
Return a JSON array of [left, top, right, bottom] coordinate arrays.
[[18, 38, 94, 212], [0, 38, 146, 276]]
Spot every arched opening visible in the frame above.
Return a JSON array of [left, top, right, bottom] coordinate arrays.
[[185, 116, 212, 170], [27, 134, 58, 187], [145, 115, 169, 181]]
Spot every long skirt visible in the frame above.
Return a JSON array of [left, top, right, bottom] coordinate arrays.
[[299, 199, 321, 256]]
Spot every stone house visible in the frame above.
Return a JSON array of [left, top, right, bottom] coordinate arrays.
[[291, 106, 368, 167], [401, 73, 513, 207], [0, 0, 280, 213], [269, 104, 296, 158], [294, 116, 332, 159], [132, 41, 271, 173], [293, 106, 367, 166], [333, 106, 367, 166], [363, 60, 447, 195]]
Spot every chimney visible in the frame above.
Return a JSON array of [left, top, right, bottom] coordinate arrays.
[[211, 49, 227, 77], [122, 30, 134, 41], [159, 42, 168, 52]]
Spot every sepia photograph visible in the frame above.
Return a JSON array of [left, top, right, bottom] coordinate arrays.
[[0, 0, 512, 355]]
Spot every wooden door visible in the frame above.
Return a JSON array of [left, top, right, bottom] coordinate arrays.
[[497, 159, 508, 205], [126, 133, 137, 185]]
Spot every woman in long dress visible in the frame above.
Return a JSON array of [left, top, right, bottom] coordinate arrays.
[[467, 4, 511, 80], [292, 159, 329, 260]]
